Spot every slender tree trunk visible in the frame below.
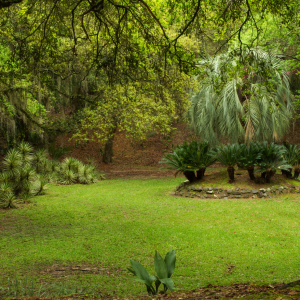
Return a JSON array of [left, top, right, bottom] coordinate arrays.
[[183, 171, 196, 183], [227, 166, 235, 181], [102, 132, 116, 163], [247, 166, 255, 180]]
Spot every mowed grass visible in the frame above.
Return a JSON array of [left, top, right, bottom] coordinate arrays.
[[0, 175, 300, 297]]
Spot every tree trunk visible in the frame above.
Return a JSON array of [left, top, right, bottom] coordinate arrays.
[[102, 126, 117, 164], [286, 168, 293, 178], [183, 171, 196, 183], [227, 167, 235, 181], [247, 166, 255, 180], [261, 172, 266, 179], [294, 168, 300, 179], [265, 171, 272, 183], [196, 168, 205, 180]]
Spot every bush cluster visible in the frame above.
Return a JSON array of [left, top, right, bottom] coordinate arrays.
[[0, 142, 100, 209], [160, 141, 300, 183]]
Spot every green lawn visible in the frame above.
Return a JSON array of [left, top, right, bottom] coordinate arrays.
[[0, 176, 300, 298]]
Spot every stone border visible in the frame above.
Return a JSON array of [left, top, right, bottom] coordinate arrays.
[[174, 181, 300, 199]]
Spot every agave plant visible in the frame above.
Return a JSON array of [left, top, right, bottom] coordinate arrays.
[[32, 149, 48, 173], [2, 148, 22, 177], [256, 142, 291, 183], [237, 142, 261, 180], [128, 250, 176, 295], [213, 143, 240, 181]]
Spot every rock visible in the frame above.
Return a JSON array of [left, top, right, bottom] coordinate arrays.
[[219, 188, 223, 192], [235, 187, 240, 191], [268, 196, 272, 198], [241, 189, 247, 194], [208, 187, 213, 191], [188, 186, 196, 191], [206, 195, 214, 199], [263, 193, 267, 197], [258, 192, 263, 198], [206, 190, 213, 194], [203, 187, 208, 191], [283, 186, 288, 189], [243, 194, 250, 198], [266, 188, 271, 192], [223, 197, 228, 199], [227, 189, 233, 194], [291, 185, 296, 188], [278, 187, 283, 192], [235, 195, 242, 198], [252, 189, 258, 194], [213, 187, 219, 191], [185, 193, 191, 197], [252, 195, 256, 199], [259, 188, 266, 193], [232, 191, 241, 195]]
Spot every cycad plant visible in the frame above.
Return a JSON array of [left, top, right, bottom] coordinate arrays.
[[189, 48, 293, 145], [213, 143, 240, 181], [283, 143, 299, 178], [160, 141, 215, 182], [237, 142, 261, 180], [160, 146, 198, 182], [255, 142, 291, 183]]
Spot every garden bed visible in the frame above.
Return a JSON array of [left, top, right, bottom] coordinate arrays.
[[174, 170, 300, 199]]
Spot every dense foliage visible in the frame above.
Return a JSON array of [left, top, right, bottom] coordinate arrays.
[[161, 141, 297, 183], [0, 142, 100, 208]]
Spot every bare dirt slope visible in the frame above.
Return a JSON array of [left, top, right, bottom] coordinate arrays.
[[55, 120, 300, 179]]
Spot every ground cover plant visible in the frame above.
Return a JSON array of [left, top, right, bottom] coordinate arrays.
[[1, 175, 300, 298]]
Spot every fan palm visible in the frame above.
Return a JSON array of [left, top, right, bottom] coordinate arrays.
[[189, 49, 293, 145]]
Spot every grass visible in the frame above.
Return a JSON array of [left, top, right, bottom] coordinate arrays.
[[0, 173, 300, 298]]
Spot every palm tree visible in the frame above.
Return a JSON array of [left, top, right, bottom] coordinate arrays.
[[188, 49, 293, 145]]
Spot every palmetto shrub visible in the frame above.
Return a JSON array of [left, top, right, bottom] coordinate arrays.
[[0, 142, 101, 208]]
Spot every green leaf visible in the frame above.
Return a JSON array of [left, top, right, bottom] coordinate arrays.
[[130, 260, 154, 287], [127, 267, 136, 275], [154, 251, 168, 279], [160, 278, 175, 291], [155, 279, 161, 293], [164, 250, 176, 278]]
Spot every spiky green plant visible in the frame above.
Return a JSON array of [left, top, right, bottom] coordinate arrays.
[[212, 143, 240, 181], [189, 49, 293, 145], [282, 143, 300, 178], [255, 142, 291, 183], [237, 142, 261, 180]]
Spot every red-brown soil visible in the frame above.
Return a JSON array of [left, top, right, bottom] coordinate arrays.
[[54, 119, 300, 179]]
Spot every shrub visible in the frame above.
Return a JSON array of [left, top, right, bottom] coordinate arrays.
[[255, 142, 291, 183], [0, 142, 102, 208], [212, 143, 240, 181], [160, 141, 215, 182]]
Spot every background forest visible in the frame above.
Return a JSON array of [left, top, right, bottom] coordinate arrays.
[[1, 0, 300, 166]]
